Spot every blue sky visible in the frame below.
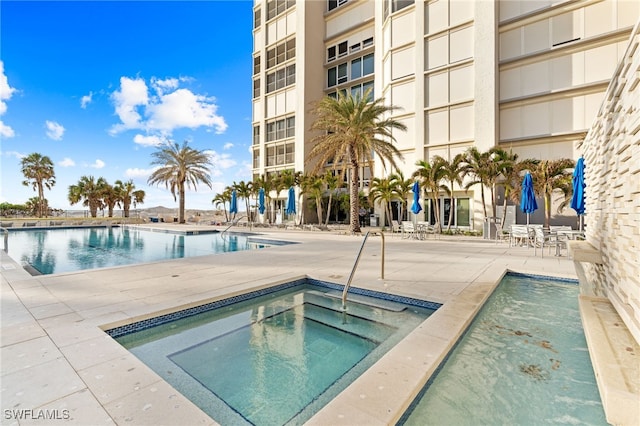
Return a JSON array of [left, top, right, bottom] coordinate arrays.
[[1, 0, 254, 211]]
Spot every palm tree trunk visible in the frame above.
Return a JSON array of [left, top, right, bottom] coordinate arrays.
[[179, 184, 186, 223], [124, 199, 131, 218], [316, 195, 323, 225], [349, 159, 361, 234], [545, 192, 551, 228], [325, 193, 333, 226], [38, 183, 45, 217]]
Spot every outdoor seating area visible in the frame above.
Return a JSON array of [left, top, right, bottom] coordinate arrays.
[[400, 221, 438, 240], [498, 223, 584, 257]]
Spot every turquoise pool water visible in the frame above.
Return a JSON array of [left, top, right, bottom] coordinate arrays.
[[111, 281, 437, 425], [6, 227, 285, 275], [399, 273, 607, 426]]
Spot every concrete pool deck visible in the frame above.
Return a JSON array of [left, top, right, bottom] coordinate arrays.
[[1, 225, 637, 425]]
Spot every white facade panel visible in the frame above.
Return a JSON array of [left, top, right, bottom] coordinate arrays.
[[395, 116, 415, 150], [449, 26, 473, 63], [584, 44, 618, 82], [500, 107, 521, 140], [426, 34, 447, 70], [522, 102, 550, 136], [427, 71, 448, 107], [523, 19, 549, 54], [253, 100, 262, 122], [392, 11, 414, 47], [267, 20, 276, 45], [551, 11, 581, 46], [254, 29, 263, 48], [266, 95, 276, 117], [285, 89, 296, 114], [584, 1, 615, 38], [521, 61, 550, 94], [500, 28, 521, 60], [449, 104, 473, 141], [286, 10, 296, 36], [427, 109, 449, 143], [383, 56, 391, 87], [450, 0, 474, 26], [391, 80, 415, 114], [277, 15, 287, 39], [618, 0, 640, 27], [325, 1, 374, 39], [450, 65, 474, 103], [426, 0, 448, 35], [550, 98, 574, 134], [276, 92, 286, 115], [391, 46, 415, 80], [500, 67, 520, 100]]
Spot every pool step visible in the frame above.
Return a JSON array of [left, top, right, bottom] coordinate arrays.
[[307, 290, 406, 312]]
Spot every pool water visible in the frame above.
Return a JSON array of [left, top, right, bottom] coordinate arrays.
[[6, 227, 283, 275], [111, 281, 436, 425], [399, 274, 607, 426]]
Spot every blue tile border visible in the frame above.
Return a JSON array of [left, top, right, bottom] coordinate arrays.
[[105, 278, 441, 338], [506, 271, 579, 285]]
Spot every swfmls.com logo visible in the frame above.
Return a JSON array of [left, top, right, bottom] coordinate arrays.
[[4, 409, 70, 420]]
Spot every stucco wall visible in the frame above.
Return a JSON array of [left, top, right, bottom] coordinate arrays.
[[579, 20, 640, 344]]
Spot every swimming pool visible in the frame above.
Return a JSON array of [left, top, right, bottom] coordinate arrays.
[[108, 278, 439, 425], [399, 273, 607, 425], [6, 226, 289, 275]]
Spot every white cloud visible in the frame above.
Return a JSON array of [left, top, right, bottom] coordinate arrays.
[[133, 134, 164, 147], [0, 61, 16, 138], [223, 142, 234, 150], [2, 150, 25, 159], [109, 77, 149, 134], [59, 157, 75, 167], [45, 120, 65, 140], [109, 75, 227, 138], [125, 167, 155, 179], [80, 92, 93, 109], [90, 159, 105, 169], [206, 149, 237, 174]]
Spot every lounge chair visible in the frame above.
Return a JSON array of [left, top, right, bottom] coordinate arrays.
[[0, 222, 13, 228]]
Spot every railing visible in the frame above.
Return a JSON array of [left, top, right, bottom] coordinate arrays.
[[1, 227, 8, 253], [221, 215, 247, 234], [341, 230, 386, 311]]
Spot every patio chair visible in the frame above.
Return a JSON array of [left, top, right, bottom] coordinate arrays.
[[509, 225, 531, 247], [401, 221, 415, 239], [532, 227, 567, 257], [495, 221, 511, 244]]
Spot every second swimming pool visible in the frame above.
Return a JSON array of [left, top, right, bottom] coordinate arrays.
[[108, 279, 439, 425]]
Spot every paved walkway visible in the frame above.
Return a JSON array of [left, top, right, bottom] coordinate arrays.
[[0, 225, 623, 425]]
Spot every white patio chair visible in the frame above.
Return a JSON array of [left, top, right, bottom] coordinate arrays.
[[401, 221, 415, 239]]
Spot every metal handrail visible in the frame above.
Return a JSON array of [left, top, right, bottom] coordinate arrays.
[[221, 215, 246, 234], [341, 230, 386, 311], [1, 227, 8, 253]]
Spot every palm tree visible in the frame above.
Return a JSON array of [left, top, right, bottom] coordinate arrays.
[[460, 147, 492, 220], [495, 153, 538, 227], [68, 176, 108, 217], [20, 153, 56, 217], [413, 158, 447, 232], [308, 90, 406, 234], [391, 171, 412, 224], [212, 191, 231, 222], [305, 174, 325, 225], [253, 174, 275, 223], [115, 180, 145, 218], [530, 158, 575, 227], [101, 183, 120, 218], [147, 141, 212, 224], [323, 171, 342, 226], [369, 176, 400, 228], [233, 180, 253, 220], [435, 154, 465, 231]]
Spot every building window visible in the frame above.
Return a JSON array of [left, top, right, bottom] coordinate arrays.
[[266, 115, 295, 142], [266, 146, 275, 166], [266, 64, 295, 93], [267, 0, 295, 20], [337, 63, 348, 84], [350, 80, 374, 101], [253, 79, 260, 98], [253, 56, 260, 75], [327, 46, 336, 62], [338, 41, 348, 57], [254, 7, 261, 28], [393, 0, 414, 13], [253, 125, 260, 145], [253, 149, 260, 168], [351, 58, 362, 80], [362, 37, 373, 48], [328, 0, 348, 12], [266, 38, 295, 70], [362, 53, 374, 75], [350, 43, 361, 53]]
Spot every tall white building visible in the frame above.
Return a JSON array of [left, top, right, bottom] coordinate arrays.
[[251, 0, 639, 229]]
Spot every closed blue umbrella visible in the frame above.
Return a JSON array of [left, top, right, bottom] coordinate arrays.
[[570, 157, 585, 230], [520, 173, 537, 225], [229, 190, 238, 215], [285, 186, 296, 215], [411, 181, 422, 215], [258, 188, 266, 214]]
